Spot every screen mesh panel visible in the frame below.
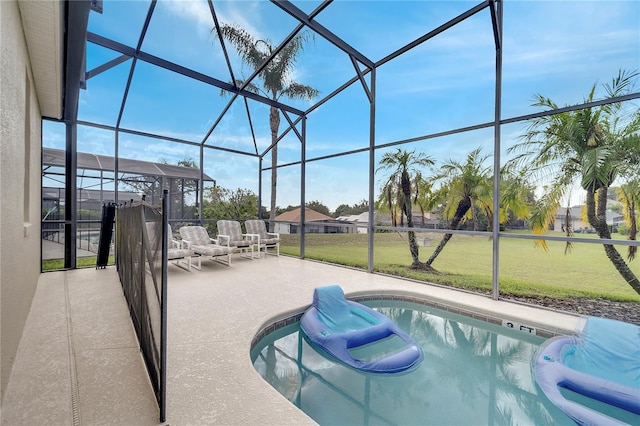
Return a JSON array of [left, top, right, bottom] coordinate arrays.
[[115, 197, 167, 421]]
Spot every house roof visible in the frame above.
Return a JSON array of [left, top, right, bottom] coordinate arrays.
[[275, 207, 334, 222], [336, 212, 370, 222], [555, 206, 584, 218]]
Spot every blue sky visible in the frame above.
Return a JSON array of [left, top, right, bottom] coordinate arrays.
[[43, 0, 640, 211]]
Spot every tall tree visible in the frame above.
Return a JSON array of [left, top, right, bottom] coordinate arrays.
[[202, 186, 258, 221], [425, 147, 493, 268], [305, 200, 331, 216], [217, 24, 319, 222], [334, 199, 369, 218], [507, 70, 640, 294], [376, 148, 435, 268]]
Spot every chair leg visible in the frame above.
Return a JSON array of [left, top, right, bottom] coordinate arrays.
[[262, 243, 279, 257], [174, 256, 191, 271], [212, 252, 231, 266], [238, 245, 255, 259], [191, 254, 201, 270]]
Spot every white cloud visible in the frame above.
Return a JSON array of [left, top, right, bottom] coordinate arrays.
[[163, 0, 212, 31], [164, 0, 263, 40], [42, 122, 66, 149]]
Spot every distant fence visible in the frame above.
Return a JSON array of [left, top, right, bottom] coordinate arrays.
[[115, 193, 167, 422]]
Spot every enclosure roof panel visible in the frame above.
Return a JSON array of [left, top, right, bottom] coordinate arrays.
[[43, 187, 143, 203], [43, 148, 213, 181]]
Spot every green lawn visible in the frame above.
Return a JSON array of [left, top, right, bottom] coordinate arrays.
[[43, 232, 640, 302], [280, 232, 640, 302], [42, 256, 113, 271]]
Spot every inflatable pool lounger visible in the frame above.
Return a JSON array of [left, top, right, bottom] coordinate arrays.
[[533, 316, 640, 425], [300, 285, 423, 374]]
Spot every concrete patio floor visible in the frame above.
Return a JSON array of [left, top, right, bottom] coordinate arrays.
[[2, 255, 581, 425]]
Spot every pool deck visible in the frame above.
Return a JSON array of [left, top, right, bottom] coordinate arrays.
[[2, 255, 582, 425]]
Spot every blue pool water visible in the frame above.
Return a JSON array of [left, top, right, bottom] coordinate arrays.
[[251, 300, 639, 425]]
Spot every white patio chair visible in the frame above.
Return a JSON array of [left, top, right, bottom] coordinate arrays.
[[145, 223, 198, 271], [216, 220, 256, 259], [178, 226, 234, 267], [167, 236, 200, 271], [244, 219, 280, 257]]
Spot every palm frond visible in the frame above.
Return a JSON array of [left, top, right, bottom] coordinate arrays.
[[529, 181, 569, 251], [280, 82, 319, 101], [220, 78, 261, 97], [217, 24, 318, 105], [580, 145, 615, 191], [604, 69, 639, 99], [217, 24, 268, 70]]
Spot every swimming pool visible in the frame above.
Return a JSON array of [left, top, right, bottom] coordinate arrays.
[[251, 299, 639, 425]]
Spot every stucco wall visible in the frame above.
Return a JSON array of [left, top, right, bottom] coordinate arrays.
[[1, 0, 43, 401]]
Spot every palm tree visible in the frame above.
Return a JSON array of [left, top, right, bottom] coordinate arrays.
[[217, 24, 319, 221], [617, 178, 640, 261], [498, 167, 534, 232], [425, 147, 493, 268], [376, 148, 435, 268], [507, 70, 640, 294]]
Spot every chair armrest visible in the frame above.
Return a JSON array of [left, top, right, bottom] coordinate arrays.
[[266, 232, 279, 238], [171, 239, 181, 249], [244, 233, 260, 243], [181, 239, 192, 249], [217, 234, 230, 246]]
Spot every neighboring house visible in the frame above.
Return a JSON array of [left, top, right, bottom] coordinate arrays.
[[411, 211, 442, 229], [375, 210, 442, 229], [274, 207, 346, 234], [608, 210, 626, 232], [335, 211, 370, 234], [334, 210, 441, 234], [553, 206, 586, 232], [553, 205, 624, 233]]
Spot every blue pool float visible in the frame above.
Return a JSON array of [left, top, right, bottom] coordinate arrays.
[[300, 285, 423, 374], [533, 317, 640, 425]]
